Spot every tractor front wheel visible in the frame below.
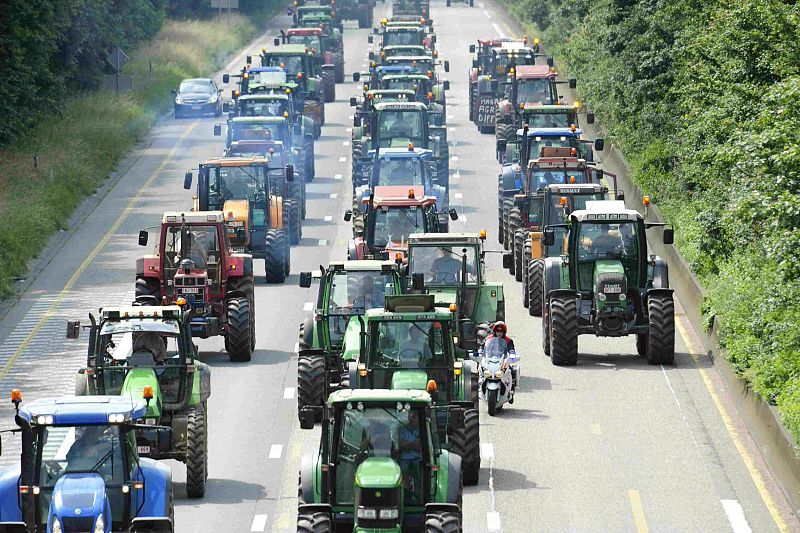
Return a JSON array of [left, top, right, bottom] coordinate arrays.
[[322, 70, 335, 103], [513, 230, 525, 282], [550, 296, 578, 366], [225, 297, 252, 362], [425, 510, 461, 533], [646, 294, 675, 364], [285, 199, 302, 245], [264, 230, 288, 283], [297, 355, 326, 423], [297, 509, 333, 533], [450, 408, 480, 485], [185, 405, 207, 498], [527, 259, 544, 317], [303, 138, 315, 182]]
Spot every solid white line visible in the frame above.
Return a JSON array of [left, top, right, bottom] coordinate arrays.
[[492, 22, 506, 38], [346, 127, 352, 132], [269, 444, 283, 459], [294, 342, 300, 352], [480, 442, 495, 461], [283, 387, 295, 399], [330, 193, 338, 199], [334, 173, 343, 180], [303, 302, 314, 311], [338, 157, 347, 162], [250, 514, 268, 532], [721, 500, 753, 533], [324, 215, 333, 222], [486, 512, 502, 532], [455, 192, 463, 200], [318, 239, 328, 246]]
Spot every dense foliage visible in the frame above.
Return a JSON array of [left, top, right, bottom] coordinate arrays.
[[503, 0, 800, 441]]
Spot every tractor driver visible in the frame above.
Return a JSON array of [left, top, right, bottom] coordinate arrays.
[[185, 230, 209, 268], [222, 172, 251, 199], [66, 425, 120, 480], [584, 224, 622, 257], [398, 324, 433, 366], [428, 247, 461, 284], [387, 212, 417, 244], [351, 275, 385, 310]]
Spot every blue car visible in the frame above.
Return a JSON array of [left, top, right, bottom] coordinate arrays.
[[0, 393, 173, 532]]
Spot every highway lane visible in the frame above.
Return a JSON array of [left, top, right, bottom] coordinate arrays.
[[0, 0, 796, 532]]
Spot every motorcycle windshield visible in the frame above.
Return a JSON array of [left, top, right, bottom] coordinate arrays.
[[483, 337, 507, 360]]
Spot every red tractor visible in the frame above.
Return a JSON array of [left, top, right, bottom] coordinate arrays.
[[135, 211, 256, 362]]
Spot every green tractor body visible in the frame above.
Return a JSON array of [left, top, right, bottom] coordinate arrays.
[[338, 294, 482, 485], [297, 389, 463, 532], [372, 24, 432, 49], [541, 200, 676, 366], [296, 261, 403, 419], [66, 305, 212, 498]]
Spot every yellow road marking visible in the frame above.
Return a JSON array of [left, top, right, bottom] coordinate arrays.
[[628, 489, 649, 533], [675, 315, 788, 532], [0, 121, 199, 381]]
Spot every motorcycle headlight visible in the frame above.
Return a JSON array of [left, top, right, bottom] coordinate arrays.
[[483, 370, 491, 378], [94, 515, 105, 533], [52, 518, 63, 533], [494, 370, 503, 378], [598, 292, 607, 301]]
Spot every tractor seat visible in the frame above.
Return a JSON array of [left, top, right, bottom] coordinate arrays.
[[129, 351, 157, 367]]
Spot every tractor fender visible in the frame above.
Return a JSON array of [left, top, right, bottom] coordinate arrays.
[[348, 361, 358, 385], [299, 454, 316, 503], [0, 465, 23, 523], [137, 257, 160, 278], [500, 165, 521, 196], [432, 184, 447, 211], [646, 287, 674, 299], [445, 450, 462, 504], [543, 257, 565, 297], [134, 458, 173, 518], [270, 195, 283, 229], [650, 256, 670, 289], [192, 362, 211, 403]]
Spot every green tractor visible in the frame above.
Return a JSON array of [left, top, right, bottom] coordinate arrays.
[[66, 304, 212, 498], [296, 260, 403, 420], [541, 199, 676, 366], [297, 389, 464, 532], [406, 232, 505, 355], [368, 22, 435, 50], [338, 294, 481, 485]]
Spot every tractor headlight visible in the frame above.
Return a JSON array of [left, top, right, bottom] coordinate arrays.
[[379, 508, 399, 519], [108, 413, 125, 423], [619, 293, 627, 301], [494, 370, 503, 379], [597, 293, 607, 301], [94, 515, 105, 533], [357, 508, 377, 519], [52, 518, 63, 533], [483, 370, 491, 378]]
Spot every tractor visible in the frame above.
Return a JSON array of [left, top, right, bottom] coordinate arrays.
[[284, 27, 345, 85], [135, 211, 258, 361], [0, 392, 174, 532], [520, 103, 593, 131], [541, 200, 675, 365], [368, 22, 434, 50], [295, 260, 403, 420], [336, 294, 481, 485], [498, 123, 603, 165], [344, 186, 457, 260], [406, 231, 505, 355], [297, 389, 463, 532], [390, 0, 431, 19], [373, 71, 449, 123], [332, 0, 375, 28], [66, 305, 212, 498], [292, 4, 343, 32], [184, 155, 302, 248]]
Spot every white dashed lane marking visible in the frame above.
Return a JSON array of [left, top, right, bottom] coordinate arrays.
[[250, 514, 268, 532], [268, 444, 283, 459], [303, 302, 314, 311], [283, 388, 295, 400]]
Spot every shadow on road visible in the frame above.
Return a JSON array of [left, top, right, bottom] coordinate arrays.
[[174, 478, 266, 503]]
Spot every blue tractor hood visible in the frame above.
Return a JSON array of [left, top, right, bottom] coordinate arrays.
[[50, 473, 108, 532]]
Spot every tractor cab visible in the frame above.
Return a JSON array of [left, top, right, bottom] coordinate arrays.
[[501, 126, 603, 165], [229, 66, 289, 96], [380, 73, 448, 124], [297, 389, 463, 531], [382, 55, 448, 83], [372, 24, 430, 49], [468, 38, 513, 80], [521, 103, 586, 129], [524, 152, 596, 193], [260, 46, 321, 82], [285, 27, 324, 51], [0, 393, 173, 532]]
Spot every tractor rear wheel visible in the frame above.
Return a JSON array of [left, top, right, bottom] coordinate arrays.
[[322, 70, 335, 103], [508, 208, 521, 256], [542, 305, 551, 356], [527, 259, 544, 317], [185, 405, 207, 498], [335, 53, 345, 83], [305, 101, 322, 138], [424, 510, 461, 533], [226, 297, 252, 362], [285, 199, 302, 245], [513, 230, 525, 282], [297, 355, 326, 422], [304, 137, 315, 182], [288, 180, 306, 220], [646, 294, 675, 364], [449, 408, 480, 485], [264, 229, 288, 283], [550, 296, 578, 366], [297, 510, 333, 533]]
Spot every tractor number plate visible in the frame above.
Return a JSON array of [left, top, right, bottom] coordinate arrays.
[[137, 446, 151, 454], [180, 288, 201, 294], [192, 105, 202, 110], [604, 285, 622, 293], [232, 246, 247, 253]]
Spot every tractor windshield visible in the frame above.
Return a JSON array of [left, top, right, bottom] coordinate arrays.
[[263, 55, 305, 74], [230, 121, 289, 142], [528, 167, 587, 190], [525, 112, 573, 128], [334, 404, 428, 506], [287, 35, 322, 50], [576, 220, 641, 289], [384, 31, 421, 47], [372, 207, 423, 249], [526, 136, 575, 160], [326, 271, 398, 346], [376, 157, 424, 187], [162, 225, 222, 291], [247, 69, 287, 87], [207, 165, 266, 204], [35, 424, 130, 527], [237, 98, 288, 118], [377, 110, 425, 147], [512, 78, 554, 104], [409, 245, 478, 285]]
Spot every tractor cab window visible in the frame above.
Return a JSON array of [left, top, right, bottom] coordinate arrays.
[[526, 112, 572, 128], [326, 271, 397, 346], [238, 99, 287, 118], [376, 157, 424, 187], [263, 55, 305, 74], [383, 78, 418, 92], [511, 78, 554, 104], [576, 221, 641, 289], [377, 110, 424, 146], [527, 136, 572, 160], [208, 165, 265, 203], [384, 31, 419, 47], [162, 225, 221, 289], [372, 207, 422, 249], [230, 122, 281, 141], [409, 245, 478, 285], [247, 69, 287, 87], [287, 35, 322, 51], [371, 320, 446, 369], [36, 424, 127, 527], [334, 405, 426, 506], [529, 168, 585, 190]]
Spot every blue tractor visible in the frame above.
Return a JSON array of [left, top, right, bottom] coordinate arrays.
[[0, 391, 173, 532]]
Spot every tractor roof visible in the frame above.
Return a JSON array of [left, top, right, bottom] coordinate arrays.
[[230, 116, 288, 124], [367, 89, 416, 102], [385, 25, 424, 31], [238, 93, 289, 101], [383, 44, 427, 52], [265, 44, 309, 55], [374, 146, 433, 158], [570, 200, 642, 222], [529, 156, 587, 169], [546, 183, 607, 194], [373, 101, 427, 111], [385, 55, 434, 63], [287, 28, 323, 36], [514, 65, 553, 79], [499, 42, 533, 52], [408, 233, 483, 245], [329, 388, 431, 405], [519, 127, 582, 137], [19, 396, 147, 425], [201, 156, 269, 167], [363, 305, 452, 321], [523, 104, 575, 113], [371, 185, 434, 206], [327, 260, 398, 272], [162, 211, 225, 224], [382, 73, 430, 81], [100, 305, 183, 320]]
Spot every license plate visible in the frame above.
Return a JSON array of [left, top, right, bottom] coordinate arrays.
[[232, 246, 246, 253], [137, 446, 151, 454], [604, 285, 622, 294], [191, 105, 202, 110], [180, 288, 201, 294]]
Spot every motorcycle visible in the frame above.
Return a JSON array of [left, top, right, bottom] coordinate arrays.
[[477, 335, 518, 415]]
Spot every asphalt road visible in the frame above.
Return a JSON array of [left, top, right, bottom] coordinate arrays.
[[0, 1, 797, 532]]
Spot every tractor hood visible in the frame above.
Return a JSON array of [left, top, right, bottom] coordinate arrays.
[[390, 370, 429, 390], [224, 199, 250, 246], [122, 367, 162, 418], [355, 457, 403, 489], [50, 473, 106, 531], [425, 287, 458, 305], [593, 260, 626, 308]]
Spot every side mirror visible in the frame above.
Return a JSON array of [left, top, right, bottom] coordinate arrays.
[[443, 60, 450, 73], [615, 191, 625, 201], [546, 57, 554, 67], [299, 271, 312, 288], [586, 112, 595, 124], [594, 138, 604, 152], [156, 427, 172, 454], [213, 124, 222, 136], [443, 80, 450, 91], [274, 37, 280, 46], [223, 102, 231, 113], [349, 96, 357, 107], [299, 408, 316, 429], [431, 35, 437, 44], [138, 230, 149, 247], [471, 59, 478, 68], [469, 44, 476, 53], [448, 208, 458, 221], [286, 165, 294, 182], [183, 171, 193, 190], [543, 228, 555, 246], [412, 272, 425, 291], [569, 78, 576, 89], [246, 55, 252, 65], [222, 74, 230, 84], [353, 116, 362, 127], [353, 72, 361, 82], [368, 34, 374, 44], [368, 51, 375, 60], [231, 90, 238, 100], [502, 253, 512, 269], [663, 227, 674, 245], [344, 209, 353, 222], [66, 320, 81, 339]]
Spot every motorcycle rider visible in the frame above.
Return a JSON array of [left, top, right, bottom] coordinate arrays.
[[484, 321, 518, 392]]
